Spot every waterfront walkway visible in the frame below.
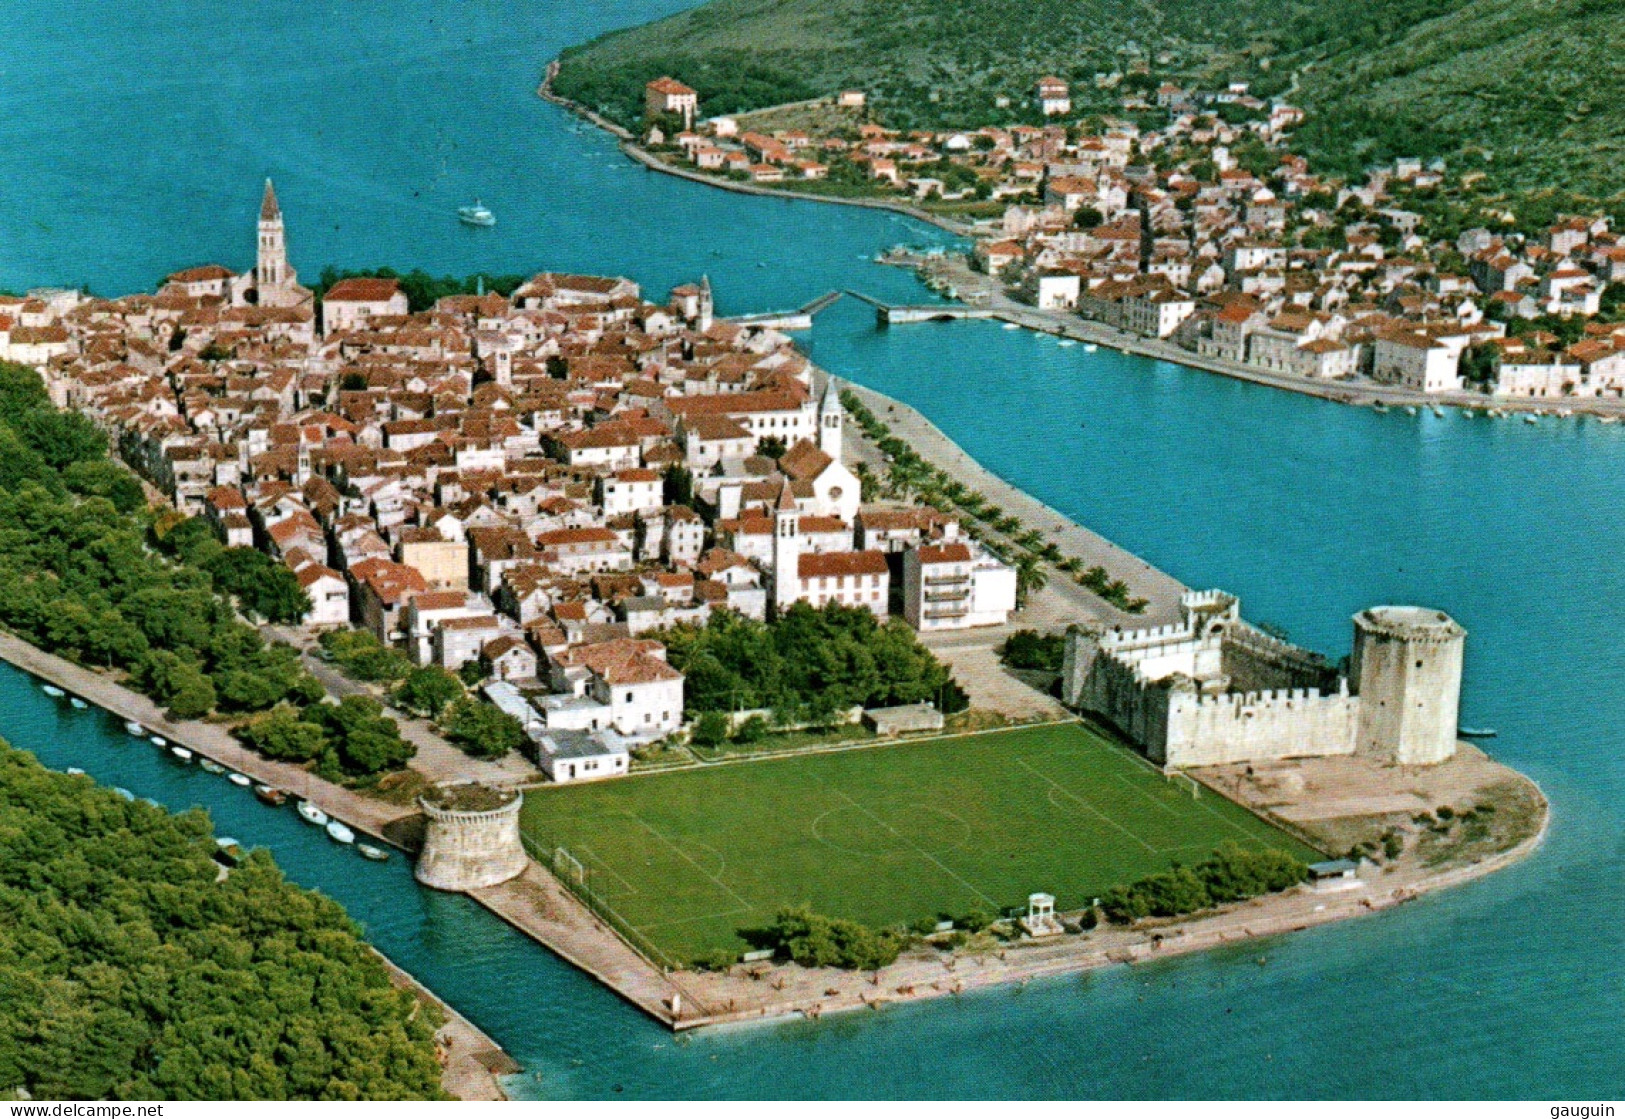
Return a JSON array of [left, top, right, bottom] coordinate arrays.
[[0, 628, 517, 1099]]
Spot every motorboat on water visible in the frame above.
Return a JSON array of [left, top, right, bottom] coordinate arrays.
[[1404, 405, 1419, 416], [1524, 413, 1539, 424], [1002, 322, 1021, 330], [326, 821, 356, 845], [42, 684, 65, 698], [170, 746, 193, 763], [1371, 401, 1389, 413], [124, 721, 145, 736], [150, 735, 167, 748], [69, 697, 88, 709], [113, 787, 135, 802], [1081, 343, 1098, 353], [296, 800, 330, 827], [1057, 339, 1076, 348], [255, 784, 288, 806], [66, 767, 86, 776], [357, 843, 390, 862], [1432, 405, 1445, 417], [457, 200, 495, 227], [199, 758, 226, 775], [1458, 726, 1498, 739], [228, 772, 253, 788]]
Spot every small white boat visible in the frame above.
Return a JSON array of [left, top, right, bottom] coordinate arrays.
[[1600, 416, 1619, 425], [1404, 406, 1419, 416], [113, 787, 135, 801], [42, 684, 65, 698], [1057, 339, 1077, 348], [1002, 322, 1021, 330], [170, 746, 193, 763], [457, 200, 495, 227], [199, 758, 226, 775], [357, 844, 390, 862], [124, 721, 145, 736], [227, 772, 252, 788], [296, 800, 330, 827], [1081, 343, 1098, 353], [1431, 405, 1444, 417], [150, 735, 167, 748], [1523, 413, 1539, 425], [69, 697, 88, 709], [326, 821, 356, 845], [66, 767, 86, 776]]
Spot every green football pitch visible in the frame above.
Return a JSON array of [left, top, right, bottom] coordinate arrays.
[[520, 722, 1321, 962]]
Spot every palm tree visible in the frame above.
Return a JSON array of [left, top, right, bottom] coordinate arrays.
[[1014, 554, 1048, 606]]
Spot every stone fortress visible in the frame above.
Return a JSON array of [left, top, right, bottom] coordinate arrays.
[[1062, 590, 1465, 769], [415, 784, 529, 891]]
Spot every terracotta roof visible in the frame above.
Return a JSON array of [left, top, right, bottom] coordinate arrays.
[[325, 277, 402, 303], [798, 551, 888, 578]]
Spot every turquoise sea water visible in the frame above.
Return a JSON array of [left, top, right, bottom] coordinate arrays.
[[3, 0, 1623, 1100]]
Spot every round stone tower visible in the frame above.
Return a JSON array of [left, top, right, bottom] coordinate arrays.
[[1350, 606, 1465, 766], [415, 784, 528, 891]]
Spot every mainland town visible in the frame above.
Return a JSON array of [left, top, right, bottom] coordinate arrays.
[[626, 73, 1625, 404]]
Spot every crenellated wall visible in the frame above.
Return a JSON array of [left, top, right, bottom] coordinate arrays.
[[1063, 591, 1460, 770], [1164, 682, 1357, 768]]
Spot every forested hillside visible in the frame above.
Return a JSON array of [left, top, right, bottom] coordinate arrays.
[[553, 0, 1624, 203], [0, 744, 446, 1099]]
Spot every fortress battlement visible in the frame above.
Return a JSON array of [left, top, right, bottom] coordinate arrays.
[[1064, 590, 1464, 769]]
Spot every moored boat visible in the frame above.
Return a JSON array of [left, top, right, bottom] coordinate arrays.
[[254, 784, 287, 806], [170, 746, 193, 763], [228, 772, 252, 788], [150, 735, 167, 747], [1458, 726, 1499, 738], [1524, 413, 1539, 424], [326, 820, 356, 845], [42, 684, 65, 698], [124, 720, 145, 736], [357, 843, 390, 862], [214, 838, 246, 867], [66, 766, 86, 776], [1081, 343, 1098, 353], [69, 696, 88, 709], [199, 758, 225, 775], [1371, 401, 1389, 413], [1432, 405, 1445, 417], [113, 787, 135, 801], [296, 800, 329, 827]]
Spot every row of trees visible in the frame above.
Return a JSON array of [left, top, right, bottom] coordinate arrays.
[[1099, 842, 1308, 923], [658, 602, 968, 723], [0, 743, 446, 1099], [0, 362, 414, 779], [840, 390, 1146, 613], [311, 267, 528, 314]]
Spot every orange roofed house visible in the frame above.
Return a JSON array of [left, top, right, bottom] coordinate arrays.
[[645, 77, 698, 129], [540, 637, 685, 740]]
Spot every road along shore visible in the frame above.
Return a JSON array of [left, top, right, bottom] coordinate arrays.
[[0, 629, 517, 1101], [535, 61, 975, 239]]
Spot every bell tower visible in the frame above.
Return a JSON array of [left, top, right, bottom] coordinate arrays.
[[771, 479, 802, 615], [254, 179, 300, 306], [819, 378, 845, 460]]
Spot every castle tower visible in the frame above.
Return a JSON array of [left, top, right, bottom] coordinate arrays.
[[771, 479, 802, 615], [253, 179, 303, 307], [414, 784, 528, 891], [819, 378, 845, 459], [697, 274, 714, 333], [1350, 606, 1465, 766]]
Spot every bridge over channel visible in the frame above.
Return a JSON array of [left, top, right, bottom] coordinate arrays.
[[724, 289, 1000, 330]]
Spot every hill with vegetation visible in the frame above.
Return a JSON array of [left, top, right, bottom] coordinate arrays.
[[0, 743, 446, 1099], [553, 0, 1624, 206]]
